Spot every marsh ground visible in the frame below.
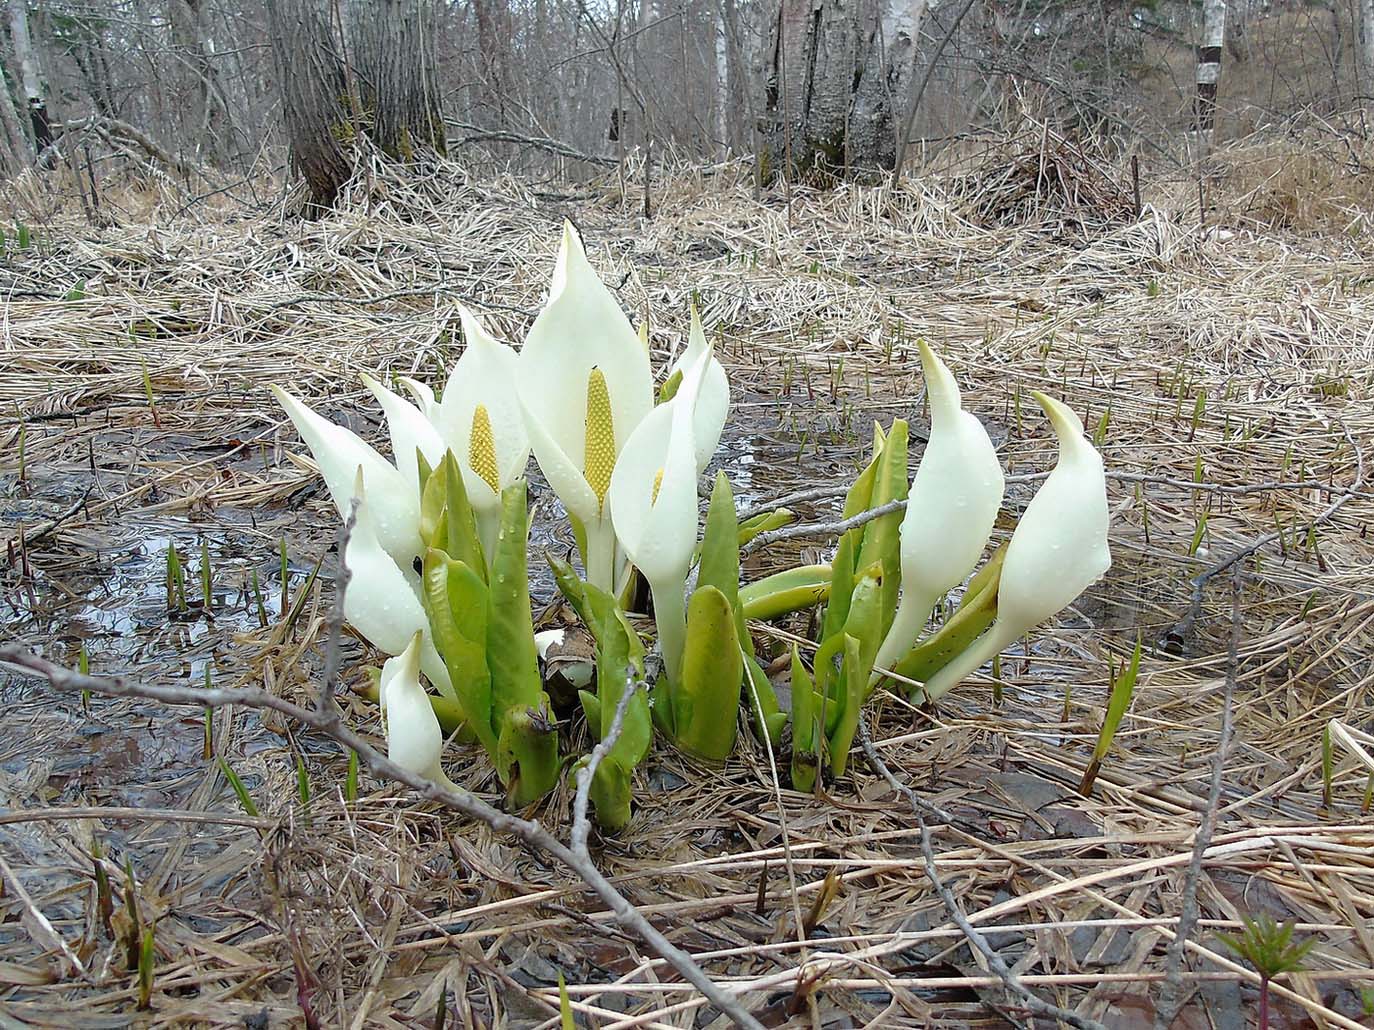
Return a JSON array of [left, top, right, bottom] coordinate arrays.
[[1, 144, 1372, 1027]]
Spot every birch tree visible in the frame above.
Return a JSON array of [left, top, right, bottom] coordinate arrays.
[[8, 0, 54, 160], [764, 0, 930, 177], [1195, 0, 1225, 136], [1361, 0, 1374, 108]]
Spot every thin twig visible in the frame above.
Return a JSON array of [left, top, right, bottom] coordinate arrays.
[[0, 644, 764, 1030], [1154, 564, 1244, 1028], [571, 665, 642, 856], [740, 498, 906, 557], [1164, 420, 1364, 647], [857, 719, 1109, 1030]]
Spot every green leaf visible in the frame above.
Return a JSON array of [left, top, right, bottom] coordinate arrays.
[[496, 704, 560, 808], [744, 653, 787, 747], [825, 634, 867, 777], [217, 757, 258, 817], [487, 481, 543, 716], [658, 367, 683, 403], [586, 753, 635, 832], [697, 473, 740, 609], [488, 482, 560, 805], [673, 585, 744, 761], [819, 532, 856, 656], [737, 507, 793, 547], [854, 419, 909, 636], [422, 547, 493, 745], [1093, 637, 1141, 762], [739, 564, 832, 620], [889, 548, 1004, 689]]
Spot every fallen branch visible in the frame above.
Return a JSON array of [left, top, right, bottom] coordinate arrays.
[[0, 645, 763, 1029], [857, 719, 1109, 1030], [1154, 564, 1244, 1027], [448, 121, 619, 167]]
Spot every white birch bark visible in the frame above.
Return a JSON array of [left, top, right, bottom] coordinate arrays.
[[1195, 0, 1225, 134], [1361, 0, 1374, 107], [7, 0, 51, 159]]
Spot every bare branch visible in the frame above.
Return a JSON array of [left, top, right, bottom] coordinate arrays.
[[0, 644, 763, 1030], [1154, 564, 1244, 1028], [857, 719, 1109, 1030]]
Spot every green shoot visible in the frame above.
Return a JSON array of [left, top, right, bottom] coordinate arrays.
[[165, 543, 187, 612], [122, 856, 141, 969], [1217, 914, 1316, 1030], [79, 644, 90, 713], [251, 569, 268, 627], [1188, 512, 1209, 557], [296, 753, 311, 810], [991, 653, 1003, 707], [137, 922, 156, 1009], [1189, 390, 1206, 439], [345, 749, 359, 803], [278, 538, 289, 619], [217, 757, 259, 817], [558, 972, 575, 1030], [1321, 724, 1333, 810], [1080, 639, 1141, 796], [200, 539, 212, 611], [91, 835, 113, 935], [1092, 402, 1110, 448], [1361, 771, 1372, 814], [1061, 680, 1072, 724], [140, 359, 160, 426]]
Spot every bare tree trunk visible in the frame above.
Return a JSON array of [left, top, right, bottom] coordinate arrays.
[[0, 66, 30, 170], [8, 0, 53, 160], [1195, 0, 1225, 135], [267, 0, 446, 211], [170, 0, 234, 166], [764, 0, 926, 178], [1361, 0, 1374, 111]]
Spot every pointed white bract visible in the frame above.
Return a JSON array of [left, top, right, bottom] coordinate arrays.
[[436, 305, 530, 511], [271, 385, 422, 566], [670, 306, 730, 475], [382, 632, 459, 791], [343, 470, 455, 701], [872, 341, 1004, 680], [608, 349, 712, 682], [920, 391, 1111, 702], [361, 372, 446, 494], [396, 376, 438, 423], [517, 221, 653, 592]]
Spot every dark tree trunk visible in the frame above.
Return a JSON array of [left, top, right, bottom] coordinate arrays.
[[267, 0, 446, 211], [763, 0, 926, 180]]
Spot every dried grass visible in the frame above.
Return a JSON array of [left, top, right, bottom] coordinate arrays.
[[0, 138, 1372, 1026]]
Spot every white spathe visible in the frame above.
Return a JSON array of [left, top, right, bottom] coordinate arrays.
[[517, 221, 652, 591], [343, 469, 456, 702], [669, 305, 730, 474], [361, 372, 446, 494], [271, 385, 421, 566], [382, 632, 459, 791], [396, 376, 438, 423], [608, 349, 711, 682], [436, 305, 530, 511], [871, 341, 1004, 681], [919, 391, 1111, 702]]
